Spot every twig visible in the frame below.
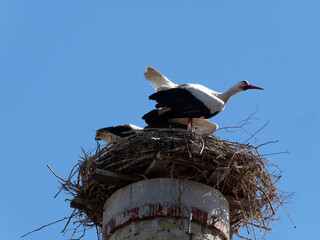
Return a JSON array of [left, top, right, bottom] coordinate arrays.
[[96, 225, 101, 240], [61, 209, 77, 233], [133, 173, 148, 180], [70, 222, 85, 239], [95, 141, 101, 154], [188, 212, 193, 234], [54, 185, 65, 198], [20, 217, 69, 238], [47, 165, 65, 182], [183, 134, 192, 158], [241, 221, 273, 231], [244, 119, 270, 144], [236, 232, 252, 240], [276, 195, 296, 229], [170, 186, 193, 234], [234, 164, 276, 215], [199, 136, 205, 155], [261, 150, 290, 156], [256, 140, 279, 148], [218, 106, 259, 132], [250, 212, 257, 240]]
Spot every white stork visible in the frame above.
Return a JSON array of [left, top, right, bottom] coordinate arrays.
[[144, 66, 263, 130], [95, 124, 143, 144], [96, 121, 218, 144], [95, 121, 218, 144]]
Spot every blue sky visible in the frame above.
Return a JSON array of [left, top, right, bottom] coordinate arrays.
[[1, 1, 319, 239]]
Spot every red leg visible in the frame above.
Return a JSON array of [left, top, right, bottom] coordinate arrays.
[[187, 118, 194, 132]]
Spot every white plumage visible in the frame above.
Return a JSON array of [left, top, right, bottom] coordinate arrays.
[[144, 67, 178, 91], [184, 83, 225, 114], [168, 118, 218, 135]]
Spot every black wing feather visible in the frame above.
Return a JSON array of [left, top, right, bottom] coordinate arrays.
[[142, 109, 188, 129], [149, 88, 213, 118], [98, 125, 136, 138]]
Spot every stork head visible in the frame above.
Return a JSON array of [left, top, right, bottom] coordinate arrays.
[[237, 80, 264, 91], [95, 130, 107, 141], [221, 81, 264, 103], [95, 129, 112, 143]]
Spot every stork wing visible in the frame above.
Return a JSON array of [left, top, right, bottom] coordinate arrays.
[[144, 66, 178, 91], [149, 86, 221, 119], [97, 124, 142, 139]]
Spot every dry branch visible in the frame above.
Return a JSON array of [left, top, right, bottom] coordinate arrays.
[[20, 216, 70, 238]]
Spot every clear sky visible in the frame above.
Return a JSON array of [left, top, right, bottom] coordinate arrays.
[[1, 1, 319, 239]]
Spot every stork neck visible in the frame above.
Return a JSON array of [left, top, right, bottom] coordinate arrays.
[[218, 86, 240, 103]]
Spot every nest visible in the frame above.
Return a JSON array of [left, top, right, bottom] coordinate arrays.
[[59, 128, 288, 239]]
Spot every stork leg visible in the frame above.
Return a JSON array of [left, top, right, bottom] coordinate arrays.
[[187, 118, 194, 132]]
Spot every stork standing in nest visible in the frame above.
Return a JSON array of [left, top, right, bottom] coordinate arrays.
[[143, 66, 263, 132]]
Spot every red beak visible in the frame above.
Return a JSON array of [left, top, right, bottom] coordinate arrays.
[[247, 84, 264, 90]]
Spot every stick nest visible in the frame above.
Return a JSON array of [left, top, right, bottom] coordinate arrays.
[[61, 128, 287, 239]]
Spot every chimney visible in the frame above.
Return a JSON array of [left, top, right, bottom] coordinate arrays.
[[103, 178, 229, 240]]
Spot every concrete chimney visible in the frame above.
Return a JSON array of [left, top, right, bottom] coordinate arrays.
[[102, 178, 229, 240]]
